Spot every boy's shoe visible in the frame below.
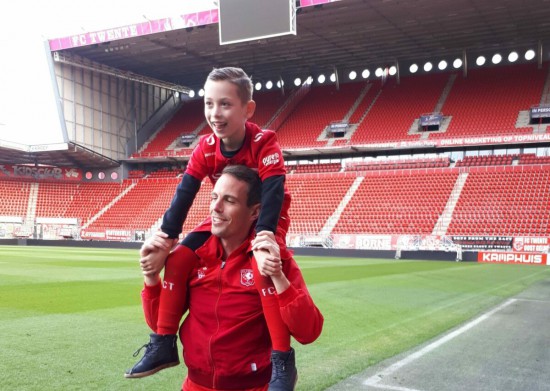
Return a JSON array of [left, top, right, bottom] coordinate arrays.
[[124, 333, 179, 378], [268, 348, 298, 391]]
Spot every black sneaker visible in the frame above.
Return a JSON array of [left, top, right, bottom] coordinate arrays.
[[268, 348, 298, 391], [124, 333, 180, 378]]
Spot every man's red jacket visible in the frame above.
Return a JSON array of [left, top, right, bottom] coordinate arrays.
[[141, 232, 324, 389]]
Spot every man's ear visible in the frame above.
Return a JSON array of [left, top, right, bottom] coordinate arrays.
[[250, 203, 260, 220], [246, 100, 256, 119]]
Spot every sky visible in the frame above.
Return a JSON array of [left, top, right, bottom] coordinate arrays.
[[0, 1, 216, 147]]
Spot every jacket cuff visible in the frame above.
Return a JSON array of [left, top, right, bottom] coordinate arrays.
[[142, 281, 162, 298], [276, 284, 299, 306]]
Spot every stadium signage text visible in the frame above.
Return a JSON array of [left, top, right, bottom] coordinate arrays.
[[0, 165, 82, 181], [478, 252, 547, 265]]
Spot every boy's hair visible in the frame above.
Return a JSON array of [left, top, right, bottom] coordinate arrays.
[[206, 67, 253, 103], [221, 165, 261, 207]]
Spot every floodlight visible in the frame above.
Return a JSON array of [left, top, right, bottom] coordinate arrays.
[[375, 68, 383, 77], [423, 62, 433, 72], [525, 49, 536, 60], [361, 69, 370, 78], [476, 56, 486, 66], [306, 76, 313, 85], [453, 58, 462, 68], [294, 77, 301, 86], [198, 89, 205, 97], [349, 71, 357, 80], [491, 54, 502, 64], [188, 90, 195, 98], [388, 66, 397, 76], [508, 51, 518, 62], [438, 60, 447, 70], [330, 73, 336, 82], [409, 64, 418, 73], [266, 81, 273, 89], [317, 74, 326, 83], [255, 82, 262, 91]]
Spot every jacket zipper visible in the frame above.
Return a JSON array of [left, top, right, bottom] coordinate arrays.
[[210, 258, 225, 388]]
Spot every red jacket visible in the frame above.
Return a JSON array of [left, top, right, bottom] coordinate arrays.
[[141, 231, 323, 389]]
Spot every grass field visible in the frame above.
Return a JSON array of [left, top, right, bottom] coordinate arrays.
[[1, 245, 549, 390]]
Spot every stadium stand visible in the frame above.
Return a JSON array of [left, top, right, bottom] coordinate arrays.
[[447, 166, 550, 236], [428, 63, 548, 140], [454, 155, 516, 167], [0, 180, 31, 218], [289, 162, 342, 174], [350, 73, 450, 144], [275, 82, 366, 148], [332, 171, 459, 235]]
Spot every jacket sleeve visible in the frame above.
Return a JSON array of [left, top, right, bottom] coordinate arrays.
[[141, 282, 162, 332], [160, 173, 202, 238], [277, 258, 324, 345], [256, 175, 285, 234]]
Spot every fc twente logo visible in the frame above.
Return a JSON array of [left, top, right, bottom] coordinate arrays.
[[240, 269, 254, 287]]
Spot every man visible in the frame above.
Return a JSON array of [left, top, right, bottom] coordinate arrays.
[[127, 165, 323, 391]]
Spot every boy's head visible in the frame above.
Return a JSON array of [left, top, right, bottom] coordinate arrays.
[[206, 67, 253, 104], [204, 67, 256, 150]]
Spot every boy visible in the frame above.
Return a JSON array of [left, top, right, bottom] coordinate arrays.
[[126, 67, 296, 390]]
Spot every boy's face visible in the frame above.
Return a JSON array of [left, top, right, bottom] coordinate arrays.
[[204, 79, 255, 151]]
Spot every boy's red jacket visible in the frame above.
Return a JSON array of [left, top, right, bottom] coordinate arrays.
[[141, 231, 324, 389]]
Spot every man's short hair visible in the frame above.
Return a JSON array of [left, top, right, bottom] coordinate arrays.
[[206, 67, 253, 104], [221, 165, 261, 207]]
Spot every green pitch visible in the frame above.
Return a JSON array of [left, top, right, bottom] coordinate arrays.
[[1, 246, 548, 390]]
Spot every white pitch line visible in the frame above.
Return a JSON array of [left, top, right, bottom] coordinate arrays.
[[364, 298, 517, 389]]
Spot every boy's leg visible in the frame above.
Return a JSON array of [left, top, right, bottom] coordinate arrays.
[[251, 235, 297, 390], [126, 233, 209, 378]]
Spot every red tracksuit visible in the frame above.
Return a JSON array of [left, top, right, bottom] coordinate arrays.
[[141, 230, 324, 389]]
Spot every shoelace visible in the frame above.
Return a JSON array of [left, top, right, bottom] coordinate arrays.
[[132, 342, 154, 358], [271, 358, 287, 378]]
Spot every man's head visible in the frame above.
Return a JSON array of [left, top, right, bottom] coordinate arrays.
[[210, 165, 261, 244], [204, 67, 256, 151]]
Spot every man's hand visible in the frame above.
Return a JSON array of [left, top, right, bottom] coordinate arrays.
[[252, 231, 290, 294], [251, 231, 282, 277], [140, 231, 177, 257], [139, 232, 177, 276]]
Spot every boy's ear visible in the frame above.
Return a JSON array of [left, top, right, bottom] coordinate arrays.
[[246, 100, 256, 119]]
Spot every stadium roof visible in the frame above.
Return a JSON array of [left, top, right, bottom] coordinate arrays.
[[59, 0, 550, 91], [9, 0, 550, 169]]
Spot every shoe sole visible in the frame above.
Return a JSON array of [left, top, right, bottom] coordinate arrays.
[[124, 361, 180, 379]]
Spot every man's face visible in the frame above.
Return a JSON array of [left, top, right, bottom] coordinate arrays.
[[203, 79, 255, 150], [210, 173, 259, 241]]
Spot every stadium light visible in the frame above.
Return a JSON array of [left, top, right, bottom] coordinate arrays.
[[188, 90, 195, 98], [361, 69, 370, 78], [306, 76, 313, 85], [508, 51, 519, 62], [277, 80, 284, 88], [409, 64, 418, 73], [476, 56, 486, 66], [294, 77, 302, 86], [453, 58, 463, 68], [438, 60, 448, 70], [198, 89, 205, 97], [317, 74, 326, 84], [375, 67, 384, 77], [330, 73, 336, 82], [423, 62, 433, 72], [388, 66, 397, 76], [255, 82, 262, 91], [266, 81, 273, 89], [525, 49, 536, 60], [349, 71, 357, 80], [491, 54, 502, 64]]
